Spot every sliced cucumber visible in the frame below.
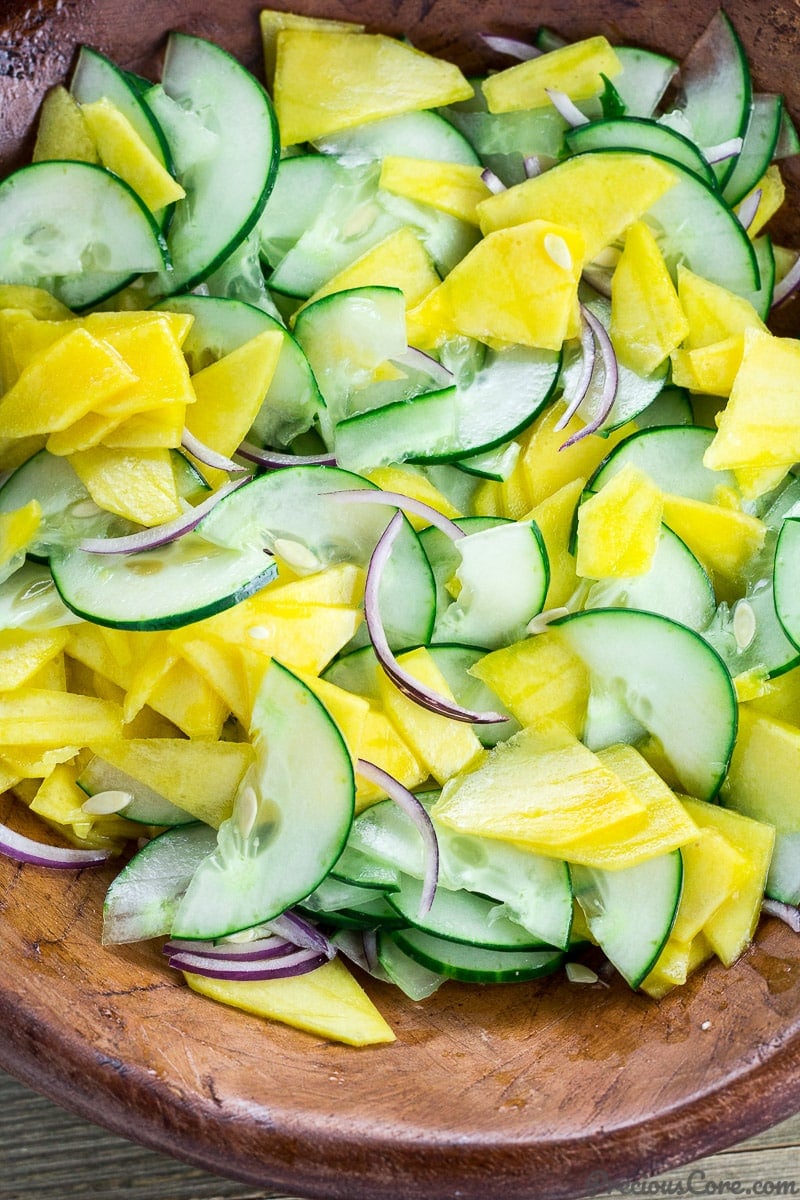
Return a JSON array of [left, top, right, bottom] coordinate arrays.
[[77, 756, 194, 826], [256, 154, 350, 265], [0, 161, 167, 309], [386, 875, 547, 950], [419, 516, 507, 621], [334, 386, 459, 473], [554, 608, 737, 800], [376, 932, 446, 999], [330, 845, 401, 890], [587, 425, 738, 501], [0, 562, 78, 630], [634, 386, 693, 429], [571, 851, 683, 988], [750, 234, 776, 320], [172, 660, 355, 939], [566, 118, 716, 187], [102, 822, 218, 944], [393, 927, 564, 983], [773, 518, 800, 652], [613, 46, 678, 119], [763, 834, 800, 906], [315, 111, 481, 165], [723, 94, 783, 206], [0, 451, 117, 554]]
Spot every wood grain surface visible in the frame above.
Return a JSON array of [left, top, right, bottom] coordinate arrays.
[[2, 2, 800, 1199]]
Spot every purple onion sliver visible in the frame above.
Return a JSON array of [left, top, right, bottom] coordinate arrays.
[[171, 946, 329, 981], [479, 32, 541, 60], [0, 822, 110, 869], [554, 312, 596, 432], [78, 477, 250, 555], [324, 487, 465, 541], [364, 513, 507, 725], [356, 758, 439, 918], [762, 898, 800, 933], [480, 167, 507, 194], [181, 428, 249, 473], [771, 253, 800, 308], [545, 88, 589, 128], [703, 136, 744, 164], [266, 909, 336, 959], [236, 441, 337, 469], [560, 305, 619, 449], [736, 187, 762, 232], [523, 155, 543, 179], [163, 935, 293, 961]]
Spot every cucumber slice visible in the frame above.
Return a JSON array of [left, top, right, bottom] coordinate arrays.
[[77, 756, 194, 826], [613, 46, 678, 119], [571, 851, 683, 988], [256, 154, 349, 265], [172, 660, 355, 940], [773, 518, 800, 652], [456, 441, 520, 481], [376, 932, 445, 999], [0, 161, 167, 309], [393, 927, 564, 983], [634, 386, 693, 429], [587, 425, 738, 501], [566, 118, 716, 187], [722, 94, 783, 206], [554, 608, 737, 800], [419, 516, 507, 620], [749, 234, 776, 320], [102, 822, 218, 944], [0, 451, 118, 554], [150, 33, 280, 297], [315, 111, 481, 165], [0, 562, 78, 630], [763, 833, 800, 906], [386, 875, 547, 950], [330, 846, 401, 891], [301, 875, 387, 914]]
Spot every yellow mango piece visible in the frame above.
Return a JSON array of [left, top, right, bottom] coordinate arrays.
[[354, 707, 427, 809], [661, 493, 766, 589], [409, 220, 584, 351], [3, 744, 79, 781], [32, 85, 98, 163], [95, 318, 196, 420], [169, 632, 250, 727], [366, 466, 460, 525], [88, 738, 254, 828], [121, 632, 179, 722], [472, 478, 503, 518], [676, 265, 766, 349], [6, 315, 81, 372], [101, 401, 186, 449], [0, 688, 123, 746], [671, 826, 748, 943], [186, 329, 283, 458], [483, 36, 621, 113], [185, 957, 395, 1046], [0, 759, 21, 793], [0, 500, 41, 565], [525, 476, 585, 608], [274, 29, 473, 146], [28, 652, 67, 692], [498, 452, 532, 520], [519, 403, 635, 507], [745, 664, 800, 726], [734, 463, 790, 502], [47, 411, 127, 456], [265, 561, 366, 608], [0, 327, 137, 436], [703, 329, 800, 477], [431, 723, 647, 854], [0, 285, 72, 320], [29, 764, 134, 851], [670, 335, 745, 397], [610, 221, 689, 375], [557, 743, 700, 869], [301, 227, 441, 312], [0, 628, 69, 692], [66, 623, 133, 690], [640, 931, 714, 998], [680, 795, 774, 967], [736, 165, 784, 239], [81, 98, 185, 212], [69, 445, 182, 526], [260, 8, 364, 87], [290, 668, 369, 762], [141, 656, 228, 741], [378, 647, 483, 785], [477, 153, 676, 265], [576, 464, 664, 578], [379, 157, 492, 225], [723, 708, 800, 832], [468, 631, 589, 735]]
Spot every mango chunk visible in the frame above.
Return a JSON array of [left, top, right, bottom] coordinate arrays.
[[610, 221, 689, 375], [185, 957, 395, 1046], [96, 317, 196, 420], [670, 336, 745, 397], [274, 29, 473, 146], [519, 399, 635, 507], [671, 826, 748, 943], [477, 153, 676, 265], [379, 157, 492, 225], [186, 329, 283, 457], [0, 500, 42, 566], [431, 723, 648, 855], [169, 632, 251, 727], [576, 464, 664, 579], [302, 227, 440, 313], [745, 665, 800, 726], [468, 632, 589, 735], [102, 401, 186, 449], [33, 86, 98, 164], [0, 628, 69, 692], [408, 220, 584, 351], [661, 492, 766, 588], [80, 98, 185, 212], [736, 165, 784, 238], [0, 688, 123, 746], [354, 707, 427, 809], [524, 477, 585, 607], [378, 646, 483, 785], [703, 329, 800, 478], [498, 451, 533, 520], [723, 708, 800, 833], [483, 36, 621, 113], [69, 445, 182, 526], [677, 265, 766, 349], [260, 8, 364, 87]]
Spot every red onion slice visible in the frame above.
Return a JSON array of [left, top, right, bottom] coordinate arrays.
[[364, 512, 507, 725], [324, 487, 465, 541], [163, 935, 294, 961], [762, 898, 800, 933], [560, 305, 619, 449], [555, 312, 596, 432], [78, 477, 251, 555], [481, 168, 507, 194], [523, 155, 543, 179], [170, 945, 329, 981], [703, 136, 744, 164], [736, 186, 762, 232], [771, 253, 800, 308], [479, 32, 541, 60], [236, 442, 337, 469], [265, 909, 336, 959], [0, 822, 110, 869], [356, 758, 439, 917], [181, 429, 249, 474], [545, 88, 589, 127]]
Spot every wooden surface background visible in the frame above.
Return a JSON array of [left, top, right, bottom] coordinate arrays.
[[1, 1069, 799, 1200]]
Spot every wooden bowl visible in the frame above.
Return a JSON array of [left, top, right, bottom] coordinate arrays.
[[2, 2, 800, 1197]]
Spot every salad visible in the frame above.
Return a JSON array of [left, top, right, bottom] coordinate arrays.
[[0, 6, 799, 1047]]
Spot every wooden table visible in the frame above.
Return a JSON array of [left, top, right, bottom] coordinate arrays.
[[1, 1069, 798, 1200]]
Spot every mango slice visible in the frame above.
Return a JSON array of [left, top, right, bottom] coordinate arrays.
[[379, 157, 492, 225], [610, 221, 689, 375], [33, 85, 98, 164], [186, 329, 283, 457], [483, 36, 621, 113], [576, 464, 664, 579], [468, 632, 589, 735], [81, 98, 185, 212]]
